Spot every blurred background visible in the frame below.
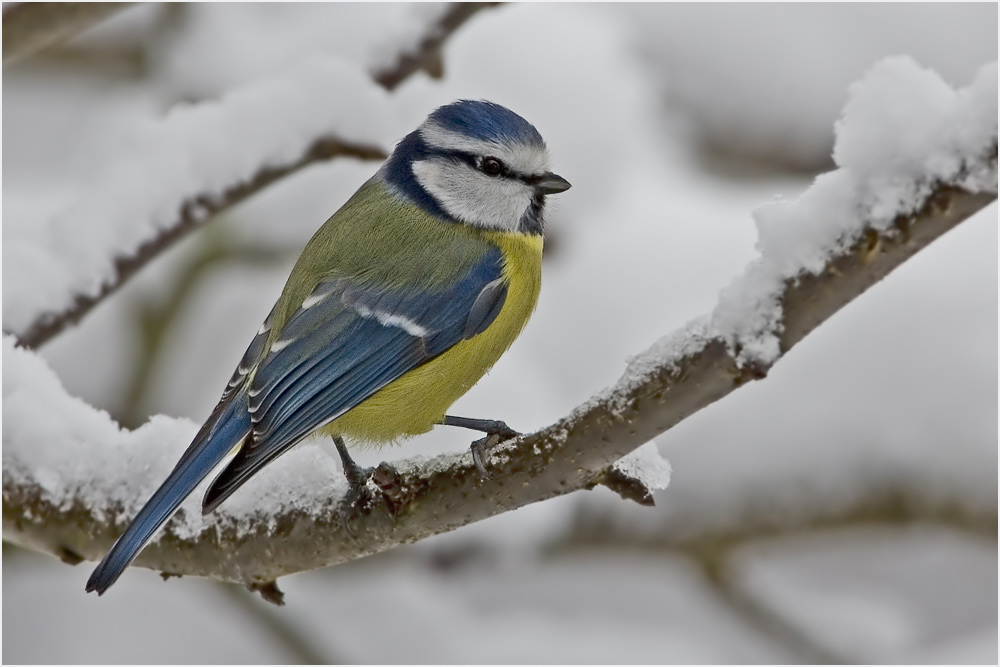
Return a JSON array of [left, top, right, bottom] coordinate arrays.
[[3, 3, 996, 663]]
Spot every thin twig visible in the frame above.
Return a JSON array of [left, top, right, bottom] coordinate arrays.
[[215, 582, 344, 663], [558, 485, 998, 554], [2, 2, 135, 65], [11, 139, 386, 350], [119, 234, 300, 428], [707, 563, 849, 664], [373, 3, 502, 90]]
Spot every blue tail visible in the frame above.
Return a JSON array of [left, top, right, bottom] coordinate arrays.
[[86, 401, 250, 594]]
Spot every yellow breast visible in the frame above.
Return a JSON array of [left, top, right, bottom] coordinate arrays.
[[323, 231, 543, 444]]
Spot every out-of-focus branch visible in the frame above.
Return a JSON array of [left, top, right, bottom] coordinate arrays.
[[707, 562, 848, 664], [10, 2, 502, 350], [373, 3, 501, 90], [215, 582, 343, 663], [683, 491, 995, 661], [2, 2, 135, 65], [119, 233, 303, 429], [4, 177, 994, 589], [558, 485, 998, 557], [556, 485, 997, 664]]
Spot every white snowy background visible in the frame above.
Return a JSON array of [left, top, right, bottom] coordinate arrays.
[[3, 3, 996, 664]]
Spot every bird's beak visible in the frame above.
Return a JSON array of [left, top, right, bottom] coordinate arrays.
[[534, 172, 572, 195]]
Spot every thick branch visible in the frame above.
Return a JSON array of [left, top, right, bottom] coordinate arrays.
[[2, 2, 135, 65], [4, 180, 994, 587], [10, 2, 501, 350]]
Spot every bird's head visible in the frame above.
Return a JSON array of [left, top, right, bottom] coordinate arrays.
[[379, 100, 571, 235]]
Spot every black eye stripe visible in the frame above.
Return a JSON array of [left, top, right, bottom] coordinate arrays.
[[440, 151, 508, 181], [445, 150, 539, 183]]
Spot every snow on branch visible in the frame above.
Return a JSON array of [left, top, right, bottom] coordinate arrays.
[[5, 3, 500, 349], [4, 59, 391, 347], [372, 3, 502, 89], [3, 57, 996, 593]]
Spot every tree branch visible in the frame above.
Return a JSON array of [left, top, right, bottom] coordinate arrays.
[[13, 138, 387, 350], [9, 2, 502, 350], [555, 482, 997, 664], [706, 563, 849, 665], [215, 582, 342, 663], [2, 2, 135, 66], [373, 3, 502, 90], [4, 176, 994, 587], [557, 484, 998, 556]]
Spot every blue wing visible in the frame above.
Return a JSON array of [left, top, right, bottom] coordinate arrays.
[[86, 249, 505, 594], [200, 247, 507, 512], [86, 306, 279, 595]]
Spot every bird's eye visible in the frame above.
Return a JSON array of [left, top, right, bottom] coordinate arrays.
[[480, 157, 504, 177]]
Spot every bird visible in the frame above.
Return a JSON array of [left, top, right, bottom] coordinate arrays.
[[85, 99, 571, 594]]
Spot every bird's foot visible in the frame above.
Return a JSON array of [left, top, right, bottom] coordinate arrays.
[[440, 416, 520, 478], [468, 421, 520, 478], [338, 461, 377, 537], [338, 459, 407, 536]]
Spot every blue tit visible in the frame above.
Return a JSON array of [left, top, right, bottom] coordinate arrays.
[[86, 100, 571, 594]]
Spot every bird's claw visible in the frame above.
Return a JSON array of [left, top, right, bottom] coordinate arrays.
[[338, 462, 407, 536], [338, 464, 376, 537], [470, 423, 520, 478]]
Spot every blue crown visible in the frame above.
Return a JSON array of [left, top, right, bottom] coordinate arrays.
[[427, 100, 544, 147]]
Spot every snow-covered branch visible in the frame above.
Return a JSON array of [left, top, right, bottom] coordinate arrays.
[[372, 2, 502, 89], [12, 134, 387, 350], [3, 57, 995, 593], [5, 3, 500, 349]]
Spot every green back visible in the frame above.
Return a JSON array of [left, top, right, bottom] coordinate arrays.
[[269, 179, 491, 339]]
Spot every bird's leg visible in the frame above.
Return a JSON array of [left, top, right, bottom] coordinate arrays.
[[440, 415, 520, 478], [334, 436, 372, 488], [333, 436, 375, 534]]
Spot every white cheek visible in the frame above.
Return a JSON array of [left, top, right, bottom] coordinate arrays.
[[413, 160, 532, 232]]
